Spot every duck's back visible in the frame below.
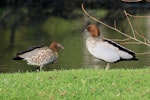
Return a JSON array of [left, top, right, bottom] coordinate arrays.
[[27, 48, 58, 66]]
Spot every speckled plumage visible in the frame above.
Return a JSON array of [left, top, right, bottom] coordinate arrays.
[[13, 42, 64, 71]]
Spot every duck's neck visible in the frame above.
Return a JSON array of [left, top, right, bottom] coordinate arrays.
[[50, 48, 58, 52], [86, 36, 97, 45], [90, 36, 101, 40]]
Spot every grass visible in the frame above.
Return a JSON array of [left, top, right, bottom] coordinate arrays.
[[0, 68, 149, 100]]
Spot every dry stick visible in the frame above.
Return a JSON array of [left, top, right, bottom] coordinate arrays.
[[121, 42, 141, 44], [125, 11, 150, 45], [126, 12, 149, 44], [114, 20, 117, 29], [126, 12, 150, 18], [135, 30, 149, 43], [133, 18, 150, 43], [124, 11, 136, 38], [112, 38, 131, 42], [81, 4, 150, 47], [136, 52, 150, 55]]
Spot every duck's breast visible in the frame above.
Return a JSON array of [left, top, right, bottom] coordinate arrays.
[[86, 38, 120, 63]]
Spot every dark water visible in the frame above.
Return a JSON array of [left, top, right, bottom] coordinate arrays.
[[0, 10, 150, 73]]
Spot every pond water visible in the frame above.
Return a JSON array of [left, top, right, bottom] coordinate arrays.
[[0, 10, 150, 73]]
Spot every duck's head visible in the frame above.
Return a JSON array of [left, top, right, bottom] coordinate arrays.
[[50, 42, 64, 52], [85, 24, 100, 37]]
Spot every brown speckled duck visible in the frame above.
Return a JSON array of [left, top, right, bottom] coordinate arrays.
[[13, 42, 64, 71], [84, 24, 138, 70]]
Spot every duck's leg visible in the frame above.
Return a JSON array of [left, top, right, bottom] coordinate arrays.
[[39, 65, 43, 71], [36, 67, 40, 72], [105, 63, 110, 70]]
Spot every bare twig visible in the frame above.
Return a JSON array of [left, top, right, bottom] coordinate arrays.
[[114, 20, 117, 29], [136, 52, 150, 55], [121, 42, 141, 44], [135, 30, 150, 43], [112, 38, 131, 42], [126, 12, 150, 18], [124, 11, 136, 38], [121, 0, 142, 2], [133, 18, 150, 43]]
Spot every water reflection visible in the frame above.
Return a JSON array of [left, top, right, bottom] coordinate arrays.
[[0, 11, 150, 73]]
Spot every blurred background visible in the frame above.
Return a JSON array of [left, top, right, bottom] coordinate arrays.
[[0, 0, 150, 72]]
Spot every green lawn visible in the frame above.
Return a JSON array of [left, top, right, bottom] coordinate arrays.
[[0, 68, 149, 100]]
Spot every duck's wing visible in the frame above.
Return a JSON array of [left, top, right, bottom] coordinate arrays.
[[13, 46, 49, 60], [102, 38, 138, 61], [93, 42, 120, 63]]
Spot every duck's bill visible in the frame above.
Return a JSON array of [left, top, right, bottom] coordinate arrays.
[[58, 43, 64, 49], [84, 29, 88, 32]]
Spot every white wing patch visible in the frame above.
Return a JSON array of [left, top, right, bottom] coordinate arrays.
[[103, 39, 134, 59], [90, 43, 120, 62], [117, 50, 133, 59]]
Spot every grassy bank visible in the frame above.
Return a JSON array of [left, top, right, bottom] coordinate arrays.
[[0, 69, 149, 100]]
